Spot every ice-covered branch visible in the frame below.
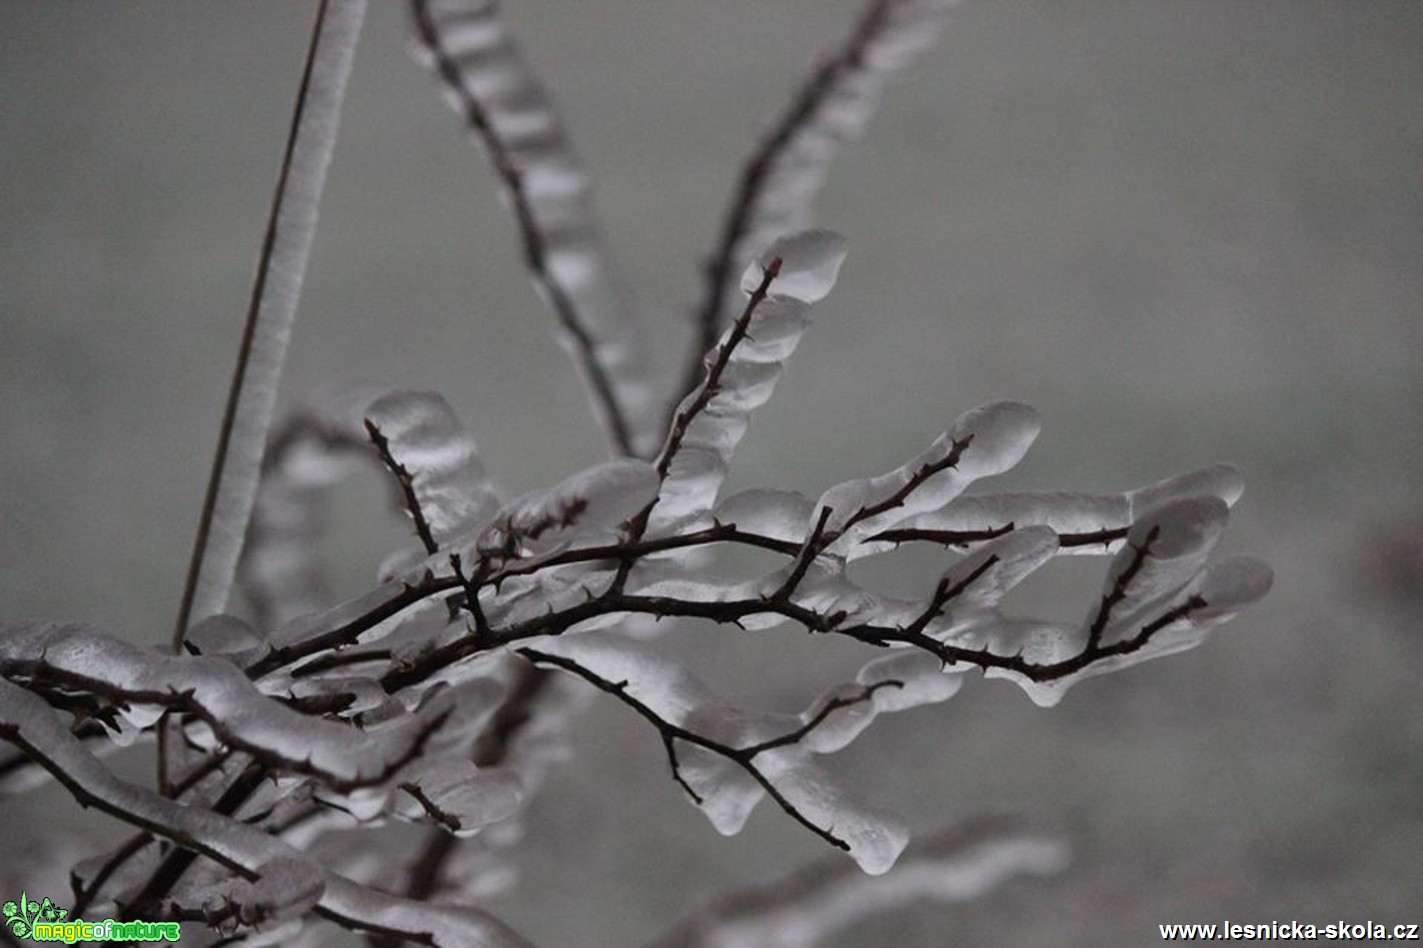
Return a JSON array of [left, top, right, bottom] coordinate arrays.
[[813, 400, 1040, 552], [519, 636, 959, 873], [68, 750, 239, 918], [642, 817, 1067, 948], [0, 678, 536, 947], [366, 494, 1268, 712], [0, 622, 456, 792], [367, 419, 440, 556], [2, 388, 1269, 921], [676, 0, 960, 410], [862, 464, 1247, 557], [645, 231, 847, 538], [0, 3, 1282, 940], [387, 663, 550, 906], [409, 0, 655, 458], [472, 459, 658, 563], [241, 385, 389, 627], [242, 388, 498, 629], [230, 403, 1267, 716], [174, 0, 366, 649], [366, 391, 501, 551]]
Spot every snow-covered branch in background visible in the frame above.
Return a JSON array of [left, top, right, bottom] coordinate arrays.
[[240, 385, 384, 628], [677, 0, 961, 408], [643, 817, 1068, 948], [410, 0, 657, 458]]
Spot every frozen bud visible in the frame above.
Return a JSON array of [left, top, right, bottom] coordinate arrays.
[[742, 229, 848, 302]]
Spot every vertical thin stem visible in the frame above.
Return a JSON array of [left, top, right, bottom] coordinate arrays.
[[164, 0, 366, 790], [171, 0, 365, 650]]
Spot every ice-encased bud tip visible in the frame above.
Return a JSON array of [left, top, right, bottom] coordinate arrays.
[[1194, 556, 1274, 616], [951, 401, 1041, 477], [742, 229, 848, 303]]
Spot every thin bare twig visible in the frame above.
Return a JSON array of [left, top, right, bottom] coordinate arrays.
[[518, 647, 896, 853], [1085, 526, 1160, 652], [871, 523, 1129, 550], [642, 816, 1067, 948]]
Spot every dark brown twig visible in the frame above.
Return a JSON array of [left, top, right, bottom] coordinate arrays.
[[871, 523, 1130, 550], [660, 258, 782, 483], [1085, 526, 1161, 652], [518, 648, 900, 853], [366, 418, 439, 556]]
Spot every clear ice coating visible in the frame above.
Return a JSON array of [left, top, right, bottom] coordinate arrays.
[[365, 390, 500, 543], [817, 400, 1041, 549], [742, 230, 849, 303], [0, 1, 1280, 935]]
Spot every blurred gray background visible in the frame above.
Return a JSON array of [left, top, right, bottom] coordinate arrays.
[[2, 2, 1420, 945]]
